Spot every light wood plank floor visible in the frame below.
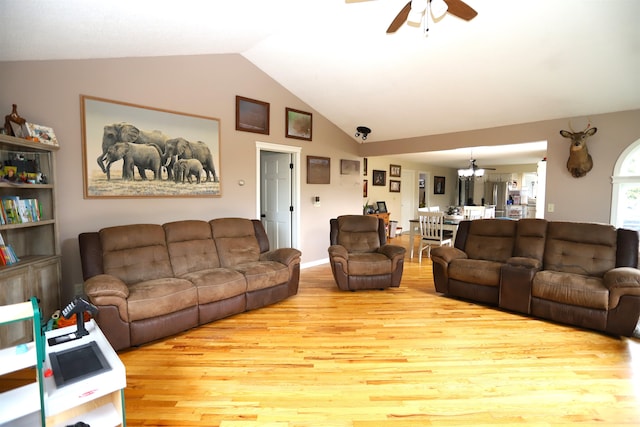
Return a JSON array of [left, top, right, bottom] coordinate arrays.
[[2, 235, 638, 426], [117, 235, 640, 426]]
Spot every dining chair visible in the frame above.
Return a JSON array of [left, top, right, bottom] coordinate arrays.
[[484, 206, 496, 218], [463, 205, 485, 220], [418, 212, 452, 262]]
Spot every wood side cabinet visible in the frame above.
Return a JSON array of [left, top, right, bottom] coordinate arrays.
[[0, 134, 60, 346]]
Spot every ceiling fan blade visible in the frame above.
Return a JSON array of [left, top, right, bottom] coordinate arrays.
[[443, 0, 478, 21], [386, 1, 412, 33]]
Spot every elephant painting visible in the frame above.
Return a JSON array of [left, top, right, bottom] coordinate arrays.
[[98, 122, 168, 174], [105, 142, 163, 181], [162, 137, 218, 182], [173, 159, 204, 184]]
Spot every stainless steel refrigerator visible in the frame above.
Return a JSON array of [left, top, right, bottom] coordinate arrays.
[[484, 181, 509, 217]]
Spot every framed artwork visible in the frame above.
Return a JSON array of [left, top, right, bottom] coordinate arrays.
[[372, 169, 386, 186], [286, 107, 312, 141], [363, 179, 368, 198], [390, 180, 401, 193], [390, 164, 401, 177], [81, 95, 221, 198], [377, 201, 388, 213], [307, 155, 330, 184], [236, 96, 270, 134], [434, 176, 446, 194], [340, 159, 360, 175], [363, 157, 368, 176]]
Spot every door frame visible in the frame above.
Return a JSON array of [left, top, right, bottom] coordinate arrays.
[[256, 141, 301, 249]]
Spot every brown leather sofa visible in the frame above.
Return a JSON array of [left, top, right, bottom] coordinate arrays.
[[431, 218, 640, 336], [79, 218, 301, 350], [328, 215, 406, 291]]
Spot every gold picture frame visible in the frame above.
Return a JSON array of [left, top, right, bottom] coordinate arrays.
[[81, 95, 221, 198]]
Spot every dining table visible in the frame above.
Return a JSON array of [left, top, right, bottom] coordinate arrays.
[[408, 217, 462, 259]]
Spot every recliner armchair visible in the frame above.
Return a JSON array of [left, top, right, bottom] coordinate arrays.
[[328, 215, 406, 291]]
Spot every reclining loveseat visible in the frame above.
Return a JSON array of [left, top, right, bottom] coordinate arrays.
[[431, 218, 640, 336]]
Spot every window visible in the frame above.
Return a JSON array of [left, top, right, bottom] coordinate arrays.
[[611, 138, 640, 231]]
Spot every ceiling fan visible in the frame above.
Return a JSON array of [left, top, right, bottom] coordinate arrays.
[[458, 158, 496, 178], [386, 0, 478, 33]]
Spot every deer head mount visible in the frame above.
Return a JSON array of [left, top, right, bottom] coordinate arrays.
[[559, 121, 597, 178]]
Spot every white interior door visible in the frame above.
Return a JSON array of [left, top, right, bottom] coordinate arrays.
[[401, 170, 417, 233], [260, 151, 292, 248]]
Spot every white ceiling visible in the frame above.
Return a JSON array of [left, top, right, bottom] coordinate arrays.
[[1, 0, 638, 167]]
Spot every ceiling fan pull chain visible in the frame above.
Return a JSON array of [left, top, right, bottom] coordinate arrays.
[[424, 0, 430, 36]]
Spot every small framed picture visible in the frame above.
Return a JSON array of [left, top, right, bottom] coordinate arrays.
[[286, 107, 312, 141], [363, 158, 368, 176], [25, 123, 58, 146], [372, 169, 386, 186], [307, 155, 330, 184], [434, 176, 446, 194], [236, 96, 270, 135], [390, 164, 401, 177], [340, 159, 360, 175], [377, 201, 388, 213], [363, 179, 368, 198], [389, 180, 401, 193]]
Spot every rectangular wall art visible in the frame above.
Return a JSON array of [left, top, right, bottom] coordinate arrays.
[[81, 95, 221, 198]]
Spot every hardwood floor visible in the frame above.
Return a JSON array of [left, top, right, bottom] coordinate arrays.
[[2, 235, 638, 426], [117, 234, 640, 426]]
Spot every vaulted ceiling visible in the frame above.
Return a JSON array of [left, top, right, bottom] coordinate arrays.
[[1, 0, 638, 167]]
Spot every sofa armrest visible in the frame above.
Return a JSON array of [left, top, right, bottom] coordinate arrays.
[[328, 244, 348, 260], [377, 244, 406, 260], [604, 267, 640, 309], [378, 244, 406, 273], [430, 246, 467, 264], [260, 247, 302, 266], [84, 274, 130, 322], [506, 256, 542, 269]]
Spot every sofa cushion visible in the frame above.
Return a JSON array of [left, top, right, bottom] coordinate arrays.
[[233, 261, 291, 292], [181, 268, 247, 303], [335, 215, 382, 253], [532, 270, 609, 310], [464, 219, 517, 263], [544, 222, 617, 277], [210, 218, 261, 267], [449, 258, 503, 286], [127, 278, 198, 322], [344, 253, 392, 276], [164, 220, 221, 275], [514, 218, 548, 261], [100, 224, 174, 285]]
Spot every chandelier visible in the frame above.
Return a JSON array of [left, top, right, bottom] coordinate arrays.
[[457, 167, 484, 178]]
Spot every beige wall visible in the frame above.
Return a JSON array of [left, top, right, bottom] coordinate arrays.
[[1, 54, 639, 303], [0, 54, 365, 301], [362, 110, 640, 223]]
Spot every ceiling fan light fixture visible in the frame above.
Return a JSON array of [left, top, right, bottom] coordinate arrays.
[[408, 0, 427, 23], [430, 0, 448, 18], [458, 168, 473, 177]]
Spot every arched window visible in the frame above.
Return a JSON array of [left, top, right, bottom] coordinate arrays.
[[611, 138, 640, 230]]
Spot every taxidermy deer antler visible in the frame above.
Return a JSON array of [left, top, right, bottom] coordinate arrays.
[[559, 119, 597, 178]]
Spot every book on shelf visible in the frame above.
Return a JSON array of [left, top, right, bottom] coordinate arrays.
[[1, 196, 41, 224], [2, 196, 21, 224], [0, 232, 19, 266]]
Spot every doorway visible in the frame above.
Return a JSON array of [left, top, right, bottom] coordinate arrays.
[[256, 142, 301, 250]]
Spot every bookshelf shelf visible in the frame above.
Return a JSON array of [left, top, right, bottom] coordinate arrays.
[[0, 134, 60, 345]]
